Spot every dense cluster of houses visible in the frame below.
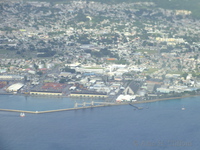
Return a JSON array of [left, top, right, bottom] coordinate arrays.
[[0, 1, 200, 101]]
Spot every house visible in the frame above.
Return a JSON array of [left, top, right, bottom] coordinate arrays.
[[146, 83, 156, 93], [123, 81, 140, 95]]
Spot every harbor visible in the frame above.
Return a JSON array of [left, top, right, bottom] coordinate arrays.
[[1, 94, 199, 150], [0, 96, 188, 114]]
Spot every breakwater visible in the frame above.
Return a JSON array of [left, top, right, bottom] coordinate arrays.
[[129, 103, 143, 110], [0, 104, 112, 114], [0, 101, 117, 114], [0, 96, 196, 114]]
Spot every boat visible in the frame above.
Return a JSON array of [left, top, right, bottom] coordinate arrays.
[[20, 112, 25, 117], [182, 107, 185, 110]]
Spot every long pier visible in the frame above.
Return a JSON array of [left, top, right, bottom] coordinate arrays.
[[0, 96, 190, 114], [0, 105, 107, 114], [0, 101, 116, 114], [0, 105, 105, 114]]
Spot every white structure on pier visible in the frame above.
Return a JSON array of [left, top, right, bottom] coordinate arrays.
[[116, 95, 136, 102], [6, 83, 24, 93]]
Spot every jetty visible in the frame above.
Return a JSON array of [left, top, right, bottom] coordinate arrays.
[[129, 103, 143, 110], [0, 101, 116, 114], [0, 96, 192, 114]]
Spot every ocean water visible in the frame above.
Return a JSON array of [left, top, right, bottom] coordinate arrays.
[[0, 95, 200, 150]]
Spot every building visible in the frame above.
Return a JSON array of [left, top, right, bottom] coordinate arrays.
[[157, 87, 170, 93], [6, 83, 24, 92], [123, 81, 140, 95], [70, 92, 107, 98], [0, 81, 7, 88], [0, 75, 24, 80], [30, 91, 62, 96]]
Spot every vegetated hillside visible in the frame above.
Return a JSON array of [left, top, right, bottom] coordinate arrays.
[[25, 0, 200, 19], [154, 0, 200, 19]]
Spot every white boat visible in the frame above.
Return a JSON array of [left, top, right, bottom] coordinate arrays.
[[182, 107, 185, 110], [20, 112, 25, 117]]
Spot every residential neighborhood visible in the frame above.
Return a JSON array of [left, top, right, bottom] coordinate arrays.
[[0, 1, 200, 102]]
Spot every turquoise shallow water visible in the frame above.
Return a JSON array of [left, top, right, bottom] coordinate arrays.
[[0, 95, 200, 150]]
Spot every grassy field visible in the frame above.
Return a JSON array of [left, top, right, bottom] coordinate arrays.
[[0, 49, 8, 54], [144, 68, 158, 74], [167, 71, 183, 74], [154, 0, 200, 19]]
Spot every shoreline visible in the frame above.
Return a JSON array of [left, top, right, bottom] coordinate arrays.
[[0, 94, 199, 114], [1, 91, 200, 103], [134, 94, 200, 104]]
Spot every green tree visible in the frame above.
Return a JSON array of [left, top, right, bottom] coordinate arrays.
[[24, 75, 28, 82], [34, 64, 38, 70], [59, 78, 66, 83], [182, 73, 188, 80], [63, 67, 75, 73], [36, 71, 43, 76]]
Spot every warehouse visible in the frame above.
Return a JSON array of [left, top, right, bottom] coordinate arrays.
[[0, 75, 24, 80], [6, 83, 24, 92], [30, 91, 62, 96], [70, 92, 108, 98]]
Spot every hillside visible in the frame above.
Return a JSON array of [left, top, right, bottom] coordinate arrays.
[[24, 0, 200, 19]]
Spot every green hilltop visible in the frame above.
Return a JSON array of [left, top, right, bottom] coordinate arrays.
[[154, 0, 200, 19], [25, 0, 200, 19]]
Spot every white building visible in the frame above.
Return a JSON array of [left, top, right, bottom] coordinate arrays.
[[116, 95, 136, 102], [28, 70, 36, 75], [6, 83, 24, 92], [0, 75, 24, 80]]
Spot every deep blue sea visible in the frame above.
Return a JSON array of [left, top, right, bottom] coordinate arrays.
[[0, 95, 200, 150]]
